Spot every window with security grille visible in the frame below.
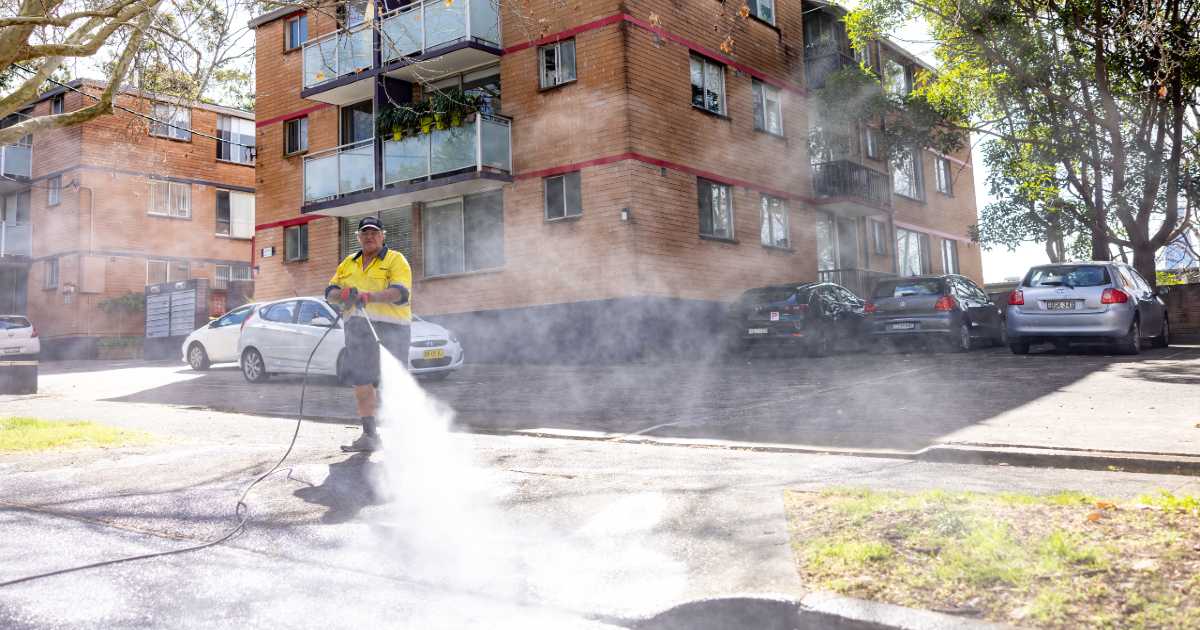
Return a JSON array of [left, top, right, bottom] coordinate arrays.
[[149, 180, 191, 218]]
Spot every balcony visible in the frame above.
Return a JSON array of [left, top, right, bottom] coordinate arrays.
[[0, 222, 31, 258], [0, 143, 31, 195], [818, 268, 895, 298], [303, 139, 374, 204], [301, 23, 374, 105], [812, 160, 891, 217], [804, 48, 856, 90], [381, 0, 501, 83]]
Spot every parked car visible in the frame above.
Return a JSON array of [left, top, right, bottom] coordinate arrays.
[[865, 275, 1005, 351], [237, 297, 464, 382], [181, 303, 259, 370], [728, 282, 868, 355], [1006, 262, 1169, 355], [0, 315, 39, 358]]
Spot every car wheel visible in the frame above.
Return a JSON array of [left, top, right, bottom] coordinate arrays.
[[1009, 339, 1030, 355], [809, 329, 832, 357], [1153, 318, 1170, 349], [187, 342, 210, 371], [952, 322, 973, 352], [241, 347, 269, 383], [1115, 320, 1141, 356]]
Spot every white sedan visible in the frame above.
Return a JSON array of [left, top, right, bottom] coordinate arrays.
[[181, 303, 258, 370], [237, 296, 464, 383], [1, 315, 40, 358]]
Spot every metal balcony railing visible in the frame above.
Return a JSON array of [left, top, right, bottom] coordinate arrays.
[[812, 160, 891, 208], [381, 0, 501, 62], [1, 143, 32, 179], [0, 222, 31, 257], [303, 139, 374, 203], [804, 50, 856, 90], [818, 268, 896, 298], [302, 23, 373, 89], [383, 114, 511, 185]]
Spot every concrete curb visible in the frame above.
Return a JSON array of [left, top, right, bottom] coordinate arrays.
[[800, 591, 1018, 629]]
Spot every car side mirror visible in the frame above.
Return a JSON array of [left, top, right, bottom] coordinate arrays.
[[311, 316, 333, 327], [1155, 286, 1170, 297]]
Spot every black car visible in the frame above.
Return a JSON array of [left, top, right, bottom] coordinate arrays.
[[865, 275, 1005, 351], [728, 282, 868, 356]]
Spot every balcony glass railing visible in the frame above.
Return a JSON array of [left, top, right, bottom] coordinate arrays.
[[0, 222, 31, 257], [382, 114, 511, 186], [303, 24, 373, 89], [382, 0, 501, 63], [303, 139, 375, 203], [1, 143, 31, 179], [812, 160, 890, 207]]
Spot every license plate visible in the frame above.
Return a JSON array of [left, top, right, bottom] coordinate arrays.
[[422, 349, 445, 360], [888, 322, 916, 331], [1046, 300, 1076, 311], [769, 311, 780, 321], [748, 328, 768, 335]]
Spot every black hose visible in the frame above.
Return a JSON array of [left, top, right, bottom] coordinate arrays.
[[0, 310, 344, 588]]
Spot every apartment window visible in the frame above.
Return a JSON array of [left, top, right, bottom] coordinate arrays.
[[146, 259, 189, 285], [896, 228, 931, 276], [698, 179, 733, 240], [149, 180, 191, 218], [285, 223, 309, 262], [854, 42, 871, 68], [690, 55, 726, 115], [863, 127, 880, 160], [890, 145, 923, 200], [544, 171, 582, 220], [935, 156, 953, 195], [336, 0, 368, 28], [760, 195, 789, 249], [941, 239, 960, 274], [424, 192, 504, 277], [747, 0, 775, 24], [752, 80, 783, 136], [538, 39, 576, 89], [51, 94, 64, 115], [284, 117, 308, 155], [285, 14, 308, 50], [214, 264, 252, 290], [217, 115, 255, 165], [48, 175, 61, 207], [871, 220, 888, 255], [44, 258, 58, 289], [216, 190, 255, 238], [150, 103, 191, 141], [883, 58, 910, 97]]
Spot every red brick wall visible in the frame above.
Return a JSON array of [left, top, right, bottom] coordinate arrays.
[[1165, 283, 1200, 335]]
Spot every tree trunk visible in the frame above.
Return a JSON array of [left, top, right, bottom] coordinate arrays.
[[1132, 245, 1158, 288], [1089, 214, 1109, 261]]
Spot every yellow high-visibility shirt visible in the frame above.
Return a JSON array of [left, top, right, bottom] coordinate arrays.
[[327, 246, 412, 325]]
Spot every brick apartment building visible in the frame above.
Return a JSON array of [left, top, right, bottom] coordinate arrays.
[[249, 0, 983, 360], [0, 80, 256, 357]]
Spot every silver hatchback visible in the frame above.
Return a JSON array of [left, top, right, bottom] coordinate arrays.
[[1006, 262, 1170, 355]]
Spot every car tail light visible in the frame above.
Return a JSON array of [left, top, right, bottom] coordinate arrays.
[[1101, 288, 1129, 304], [934, 295, 958, 311], [864, 302, 878, 314], [1008, 290, 1024, 306]]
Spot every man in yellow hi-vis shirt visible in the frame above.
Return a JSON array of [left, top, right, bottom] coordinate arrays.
[[325, 216, 412, 452]]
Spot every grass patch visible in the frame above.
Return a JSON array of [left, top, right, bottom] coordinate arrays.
[[785, 487, 1200, 629], [0, 417, 151, 452]]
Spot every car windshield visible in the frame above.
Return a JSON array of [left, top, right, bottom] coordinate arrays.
[[1025, 265, 1110, 288], [0, 316, 30, 329], [873, 279, 944, 298]]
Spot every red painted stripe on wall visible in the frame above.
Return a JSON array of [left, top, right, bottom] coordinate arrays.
[[256, 102, 333, 128], [502, 13, 626, 54]]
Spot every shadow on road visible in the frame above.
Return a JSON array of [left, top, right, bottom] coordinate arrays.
[[292, 452, 386, 524]]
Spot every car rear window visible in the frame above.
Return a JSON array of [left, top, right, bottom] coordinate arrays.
[[873, 279, 944, 299], [1024, 266, 1110, 288], [0, 316, 31, 329], [740, 287, 812, 306]]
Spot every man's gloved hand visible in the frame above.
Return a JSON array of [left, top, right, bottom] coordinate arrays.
[[339, 287, 372, 307]]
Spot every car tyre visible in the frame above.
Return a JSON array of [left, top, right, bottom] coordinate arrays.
[[808, 329, 832, 357], [951, 322, 973, 352], [1009, 339, 1030, 355], [1115, 320, 1141, 356], [241, 347, 269, 383], [187, 342, 210, 371], [1152, 318, 1170, 349]]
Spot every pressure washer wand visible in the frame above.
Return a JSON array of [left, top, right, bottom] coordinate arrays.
[[355, 304, 383, 345]]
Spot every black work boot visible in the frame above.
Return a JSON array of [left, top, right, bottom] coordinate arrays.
[[341, 416, 382, 452]]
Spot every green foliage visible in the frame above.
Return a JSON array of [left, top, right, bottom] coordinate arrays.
[[96, 336, 143, 349], [97, 292, 145, 314], [1156, 271, 1186, 286], [0, 417, 151, 452], [376, 89, 484, 138]]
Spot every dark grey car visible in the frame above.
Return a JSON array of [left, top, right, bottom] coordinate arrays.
[[865, 275, 1005, 351]]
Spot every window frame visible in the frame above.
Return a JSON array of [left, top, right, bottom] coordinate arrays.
[[690, 54, 727, 116], [934, 156, 953, 196], [216, 114, 255, 165], [148, 180, 192, 218], [145, 259, 187, 285], [752, 79, 784, 136], [51, 94, 64, 115], [895, 227, 931, 276], [883, 58, 911, 97], [759, 195, 790, 249], [538, 39, 577, 90], [150, 102, 191, 141], [890, 145, 924, 201], [941, 239, 959, 274], [284, 14, 308, 51], [870, 220, 888, 256], [423, 193, 505, 278], [48, 175, 61, 207], [215, 189, 255, 239], [284, 223, 309, 262], [544, 171, 582, 221], [863, 126, 880, 160], [44, 258, 58, 290], [697, 179, 735, 241], [747, 0, 776, 26], [284, 117, 308, 156]]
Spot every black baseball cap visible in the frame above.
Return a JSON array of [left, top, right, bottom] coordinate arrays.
[[358, 216, 383, 231]]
